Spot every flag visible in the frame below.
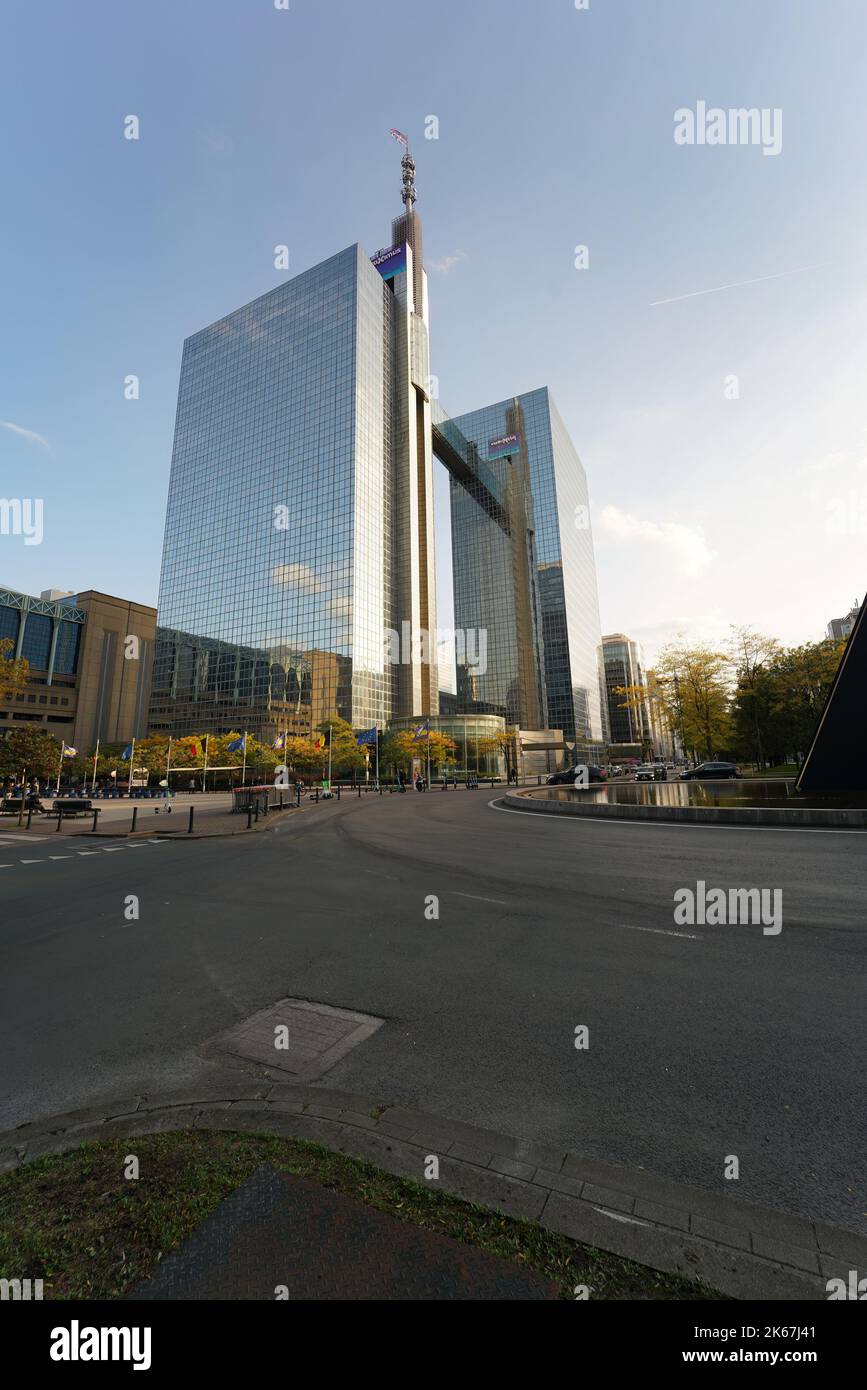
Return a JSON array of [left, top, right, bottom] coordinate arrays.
[[228, 735, 246, 753], [62, 744, 78, 757], [313, 734, 325, 752], [356, 726, 377, 747], [389, 128, 408, 147], [273, 733, 286, 751], [412, 719, 430, 742], [188, 739, 201, 758], [121, 743, 133, 760]]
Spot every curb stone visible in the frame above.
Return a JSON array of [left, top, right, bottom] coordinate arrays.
[[2, 1085, 862, 1301]]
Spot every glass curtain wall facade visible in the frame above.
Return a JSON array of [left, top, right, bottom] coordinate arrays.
[[433, 403, 546, 728], [151, 245, 410, 741], [602, 633, 651, 749], [450, 389, 607, 753]]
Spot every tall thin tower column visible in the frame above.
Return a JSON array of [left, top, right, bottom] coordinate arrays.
[[388, 145, 438, 717]]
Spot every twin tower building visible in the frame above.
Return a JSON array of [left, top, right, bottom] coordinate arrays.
[[150, 152, 609, 758]]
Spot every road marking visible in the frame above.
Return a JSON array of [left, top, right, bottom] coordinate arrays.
[[621, 924, 699, 941], [593, 1207, 651, 1227], [0, 833, 48, 842], [19, 859, 44, 864], [453, 891, 508, 906], [102, 847, 124, 852], [487, 798, 867, 835], [49, 855, 73, 861], [0, 864, 13, 869], [362, 868, 398, 881], [77, 851, 99, 856]]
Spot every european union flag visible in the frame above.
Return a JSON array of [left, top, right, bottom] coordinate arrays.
[[121, 744, 133, 760], [356, 727, 378, 747], [228, 735, 246, 752]]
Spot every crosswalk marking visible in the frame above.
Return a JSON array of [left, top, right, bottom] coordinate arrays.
[[0, 841, 171, 874], [0, 833, 48, 843]]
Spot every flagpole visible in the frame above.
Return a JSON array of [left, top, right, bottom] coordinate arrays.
[[126, 736, 136, 797], [91, 739, 100, 794], [203, 734, 209, 794], [375, 724, 379, 790], [241, 731, 248, 787], [55, 743, 64, 795], [165, 736, 172, 798], [327, 723, 332, 788], [426, 724, 431, 789]]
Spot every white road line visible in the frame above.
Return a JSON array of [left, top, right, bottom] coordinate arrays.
[[77, 851, 99, 856], [453, 891, 508, 906], [19, 859, 44, 865], [593, 1207, 651, 1227], [0, 833, 48, 842], [621, 924, 699, 941], [102, 847, 124, 852], [0, 864, 13, 869], [49, 855, 73, 861], [487, 798, 867, 835]]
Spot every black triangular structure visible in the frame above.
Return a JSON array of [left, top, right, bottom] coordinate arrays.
[[797, 594, 867, 792]]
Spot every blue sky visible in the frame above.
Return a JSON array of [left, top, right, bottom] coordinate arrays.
[[2, 0, 866, 662]]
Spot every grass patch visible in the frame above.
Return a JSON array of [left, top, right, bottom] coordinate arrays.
[[0, 1130, 726, 1301]]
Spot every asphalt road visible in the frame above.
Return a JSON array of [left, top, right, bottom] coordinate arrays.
[[1, 790, 864, 1232]]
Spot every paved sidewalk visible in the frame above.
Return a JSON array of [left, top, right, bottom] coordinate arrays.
[[4, 1084, 862, 1300], [127, 1165, 557, 1300]]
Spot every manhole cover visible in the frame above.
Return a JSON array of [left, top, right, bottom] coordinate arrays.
[[215, 997, 384, 1080]]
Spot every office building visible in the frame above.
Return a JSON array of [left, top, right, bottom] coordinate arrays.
[[152, 150, 437, 741], [827, 601, 861, 642], [0, 585, 155, 748], [602, 633, 652, 753], [449, 391, 607, 757]]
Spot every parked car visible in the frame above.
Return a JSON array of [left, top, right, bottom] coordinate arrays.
[[546, 764, 607, 786], [634, 764, 656, 781], [681, 761, 742, 780]]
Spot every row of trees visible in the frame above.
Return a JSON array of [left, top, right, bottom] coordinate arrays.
[[618, 627, 846, 767], [0, 718, 506, 786]]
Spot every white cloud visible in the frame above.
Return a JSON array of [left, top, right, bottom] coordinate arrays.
[[2, 420, 50, 450], [598, 504, 714, 578], [270, 563, 321, 594], [429, 250, 467, 275]]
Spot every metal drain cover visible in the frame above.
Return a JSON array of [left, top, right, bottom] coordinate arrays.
[[216, 997, 384, 1080]]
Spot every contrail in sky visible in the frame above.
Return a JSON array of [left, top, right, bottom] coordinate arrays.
[[650, 262, 831, 307]]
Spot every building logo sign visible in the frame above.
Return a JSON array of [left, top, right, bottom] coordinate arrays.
[[488, 434, 520, 459], [371, 243, 407, 281]]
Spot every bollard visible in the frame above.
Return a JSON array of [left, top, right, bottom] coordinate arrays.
[[279, 793, 284, 810], [91, 807, 99, 833], [188, 805, 195, 834], [247, 805, 253, 829], [358, 785, 361, 799], [296, 787, 301, 808], [56, 808, 63, 832], [315, 788, 320, 803], [337, 785, 341, 801], [131, 806, 138, 833], [254, 800, 260, 822], [26, 805, 33, 829]]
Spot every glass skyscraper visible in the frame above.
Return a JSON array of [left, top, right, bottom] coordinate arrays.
[[449, 389, 608, 753], [151, 151, 439, 741], [151, 153, 608, 757]]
